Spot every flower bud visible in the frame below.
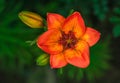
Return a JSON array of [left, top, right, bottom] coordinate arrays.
[[19, 11, 43, 28], [37, 54, 49, 66]]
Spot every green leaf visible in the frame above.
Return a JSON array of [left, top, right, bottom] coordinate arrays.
[[76, 69, 84, 80], [113, 24, 120, 37], [109, 16, 120, 23], [0, 0, 5, 13], [113, 7, 120, 14]]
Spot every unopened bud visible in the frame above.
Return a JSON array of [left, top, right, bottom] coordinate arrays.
[[19, 11, 43, 28], [37, 54, 49, 66]]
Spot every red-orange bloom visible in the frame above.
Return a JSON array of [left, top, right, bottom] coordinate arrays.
[[37, 12, 100, 68]]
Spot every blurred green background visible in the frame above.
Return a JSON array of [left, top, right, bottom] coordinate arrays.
[[0, 0, 120, 83]]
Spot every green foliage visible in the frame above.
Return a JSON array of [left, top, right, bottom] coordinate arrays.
[[85, 37, 111, 82], [92, 0, 108, 21], [0, 0, 44, 73], [0, 0, 5, 13], [113, 24, 120, 37], [109, 6, 120, 37]]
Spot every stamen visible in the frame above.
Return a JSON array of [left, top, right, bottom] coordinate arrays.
[[59, 31, 78, 50]]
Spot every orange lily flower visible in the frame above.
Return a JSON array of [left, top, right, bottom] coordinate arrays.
[[37, 12, 100, 68]]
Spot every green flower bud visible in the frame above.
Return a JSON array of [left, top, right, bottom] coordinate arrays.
[[37, 54, 49, 66]]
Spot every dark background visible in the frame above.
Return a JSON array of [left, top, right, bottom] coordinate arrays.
[[0, 0, 120, 83]]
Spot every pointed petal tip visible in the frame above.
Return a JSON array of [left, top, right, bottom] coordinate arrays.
[[47, 12, 53, 16], [73, 11, 80, 14], [72, 11, 82, 17], [47, 13, 58, 19], [82, 27, 101, 46], [78, 60, 90, 68], [62, 11, 85, 38], [47, 12, 65, 29]]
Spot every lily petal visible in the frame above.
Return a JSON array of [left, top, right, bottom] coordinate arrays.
[[64, 40, 89, 68], [47, 13, 65, 29], [62, 12, 86, 38], [37, 29, 63, 54], [50, 53, 67, 68], [82, 27, 100, 46]]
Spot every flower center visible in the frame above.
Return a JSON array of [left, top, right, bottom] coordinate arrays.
[[59, 31, 78, 50]]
